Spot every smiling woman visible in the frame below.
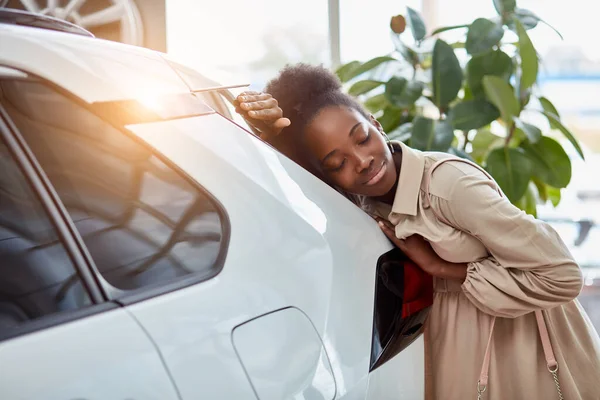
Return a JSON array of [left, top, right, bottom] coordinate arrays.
[[235, 63, 600, 400]]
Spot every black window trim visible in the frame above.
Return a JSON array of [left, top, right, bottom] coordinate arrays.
[[0, 109, 105, 304], [0, 71, 232, 308], [0, 108, 124, 343]]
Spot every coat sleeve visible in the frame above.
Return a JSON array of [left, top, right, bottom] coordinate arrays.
[[431, 163, 583, 318]]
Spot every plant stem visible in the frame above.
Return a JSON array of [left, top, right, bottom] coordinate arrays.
[[462, 130, 471, 151], [505, 122, 516, 146]]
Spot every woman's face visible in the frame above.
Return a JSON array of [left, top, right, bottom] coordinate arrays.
[[304, 106, 397, 197]]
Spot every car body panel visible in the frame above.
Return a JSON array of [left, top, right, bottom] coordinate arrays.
[[366, 335, 425, 399], [0, 307, 181, 400], [0, 24, 189, 103], [232, 307, 337, 400]]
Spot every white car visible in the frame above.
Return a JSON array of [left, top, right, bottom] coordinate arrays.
[[0, 9, 426, 400]]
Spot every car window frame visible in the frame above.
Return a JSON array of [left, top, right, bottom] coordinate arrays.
[[0, 102, 115, 342], [0, 71, 231, 309]]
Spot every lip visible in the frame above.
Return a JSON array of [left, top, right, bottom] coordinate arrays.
[[364, 162, 387, 186]]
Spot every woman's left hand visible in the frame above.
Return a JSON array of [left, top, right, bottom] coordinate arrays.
[[377, 219, 444, 277]]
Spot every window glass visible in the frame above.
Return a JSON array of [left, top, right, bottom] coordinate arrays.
[[166, 0, 330, 90], [339, 0, 422, 64], [0, 80, 225, 292], [0, 136, 91, 338]]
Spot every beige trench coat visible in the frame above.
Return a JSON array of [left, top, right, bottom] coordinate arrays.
[[357, 142, 600, 399]]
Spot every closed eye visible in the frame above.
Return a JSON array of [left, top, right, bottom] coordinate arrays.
[[359, 132, 371, 145], [330, 159, 346, 172]]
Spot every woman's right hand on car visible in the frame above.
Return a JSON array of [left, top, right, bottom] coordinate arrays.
[[234, 91, 290, 140]]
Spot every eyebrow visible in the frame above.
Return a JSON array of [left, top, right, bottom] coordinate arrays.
[[321, 122, 362, 165]]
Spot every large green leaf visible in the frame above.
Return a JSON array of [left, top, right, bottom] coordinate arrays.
[[467, 50, 513, 97], [538, 96, 560, 129], [349, 80, 384, 96], [513, 117, 541, 142], [486, 147, 533, 202], [482, 76, 519, 123], [547, 186, 561, 207], [511, 8, 539, 30], [493, 0, 516, 15], [471, 129, 504, 163], [364, 93, 389, 113], [432, 39, 463, 108], [430, 24, 470, 36], [353, 56, 397, 80], [378, 106, 403, 133], [388, 122, 413, 142], [539, 110, 585, 160], [385, 77, 424, 108], [521, 137, 571, 188], [407, 7, 426, 41], [448, 99, 500, 130], [532, 177, 548, 202], [509, 9, 563, 39], [515, 183, 537, 217], [337, 57, 396, 83], [514, 19, 538, 91], [466, 18, 505, 55], [336, 61, 361, 83], [411, 117, 454, 151]]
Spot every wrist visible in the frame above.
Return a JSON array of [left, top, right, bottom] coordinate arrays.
[[434, 259, 468, 281]]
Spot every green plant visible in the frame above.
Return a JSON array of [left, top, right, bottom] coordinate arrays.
[[335, 0, 582, 216]]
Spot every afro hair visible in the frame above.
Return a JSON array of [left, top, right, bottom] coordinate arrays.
[[264, 63, 368, 141]]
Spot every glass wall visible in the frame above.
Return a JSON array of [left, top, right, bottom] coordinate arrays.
[[166, 0, 330, 90]]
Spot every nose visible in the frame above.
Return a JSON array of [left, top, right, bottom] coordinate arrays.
[[355, 152, 374, 174]]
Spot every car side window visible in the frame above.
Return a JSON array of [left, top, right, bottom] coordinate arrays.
[[0, 136, 92, 339], [0, 80, 227, 293]]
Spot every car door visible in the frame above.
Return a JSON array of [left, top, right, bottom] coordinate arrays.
[[0, 78, 180, 399], [0, 73, 261, 399]]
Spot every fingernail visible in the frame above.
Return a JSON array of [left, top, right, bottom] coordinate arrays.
[[249, 111, 256, 117], [378, 221, 384, 227]]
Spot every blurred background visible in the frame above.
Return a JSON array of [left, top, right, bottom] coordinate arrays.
[[3, 0, 599, 329]]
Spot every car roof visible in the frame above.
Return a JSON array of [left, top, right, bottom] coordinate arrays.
[[0, 22, 243, 104]]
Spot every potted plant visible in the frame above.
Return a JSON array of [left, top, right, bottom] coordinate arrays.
[[335, 0, 582, 216]]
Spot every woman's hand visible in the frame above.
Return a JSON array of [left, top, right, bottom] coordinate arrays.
[[234, 91, 291, 140], [377, 218, 468, 281]]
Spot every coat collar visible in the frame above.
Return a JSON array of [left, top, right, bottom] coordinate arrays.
[[390, 141, 425, 216]]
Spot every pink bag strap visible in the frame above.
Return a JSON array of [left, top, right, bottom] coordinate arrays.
[[424, 157, 561, 399]]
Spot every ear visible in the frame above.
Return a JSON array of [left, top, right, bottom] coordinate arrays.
[[370, 114, 384, 133]]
